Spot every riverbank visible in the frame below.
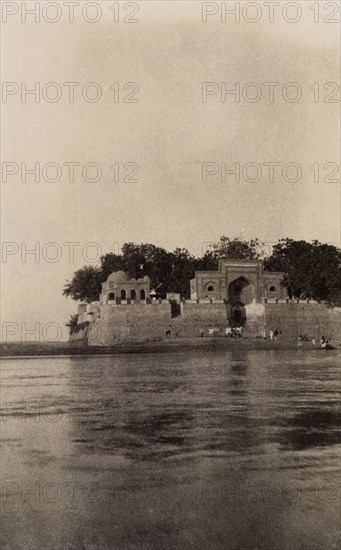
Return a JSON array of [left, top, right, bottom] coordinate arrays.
[[1, 337, 340, 357]]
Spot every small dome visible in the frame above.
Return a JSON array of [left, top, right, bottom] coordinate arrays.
[[106, 271, 129, 282]]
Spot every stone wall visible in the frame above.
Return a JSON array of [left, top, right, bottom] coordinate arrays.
[[87, 302, 229, 344], [264, 303, 341, 342], [87, 303, 172, 345], [74, 300, 340, 346], [172, 302, 228, 337], [241, 302, 340, 341], [244, 301, 266, 336], [263, 273, 287, 300]]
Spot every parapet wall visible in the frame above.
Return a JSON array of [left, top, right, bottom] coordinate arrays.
[[74, 300, 340, 346]]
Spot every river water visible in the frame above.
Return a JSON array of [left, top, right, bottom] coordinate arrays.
[[1, 350, 340, 550]]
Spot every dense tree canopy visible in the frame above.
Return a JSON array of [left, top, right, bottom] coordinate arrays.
[[63, 237, 341, 305], [264, 239, 341, 303], [193, 237, 262, 271], [211, 236, 263, 260]]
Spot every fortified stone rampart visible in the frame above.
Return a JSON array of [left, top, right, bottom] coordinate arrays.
[[264, 303, 341, 341], [77, 302, 100, 324], [70, 268, 340, 345], [244, 301, 266, 335], [87, 302, 171, 345], [240, 301, 340, 340], [71, 299, 341, 345], [87, 301, 229, 344], [174, 302, 228, 338]]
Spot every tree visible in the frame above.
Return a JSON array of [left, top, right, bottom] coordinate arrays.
[[120, 242, 173, 295], [211, 236, 263, 260], [99, 253, 124, 282], [193, 237, 263, 272], [264, 239, 341, 302], [63, 238, 340, 306], [194, 250, 218, 271], [65, 314, 79, 335], [63, 265, 101, 303], [167, 248, 196, 298], [63, 238, 266, 303]]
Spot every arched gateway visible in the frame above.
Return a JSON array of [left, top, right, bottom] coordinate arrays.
[[190, 259, 287, 302], [228, 277, 251, 327]]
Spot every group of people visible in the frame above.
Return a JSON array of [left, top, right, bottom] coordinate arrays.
[[200, 327, 333, 347], [225, 327, 243, 338], [269, 329, 279, 340], [297, 335, 332, 348], [320, 336, 332, 348]]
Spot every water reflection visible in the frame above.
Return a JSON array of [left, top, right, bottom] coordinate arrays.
[[1, 350, 340, 550], [64, 352, 341, 462], [277, 409, 341, 450]]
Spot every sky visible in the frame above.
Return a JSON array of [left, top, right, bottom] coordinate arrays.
[[1, 0, 340, 341]]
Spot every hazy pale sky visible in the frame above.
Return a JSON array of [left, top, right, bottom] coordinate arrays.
[[2, 1, 340, 340]]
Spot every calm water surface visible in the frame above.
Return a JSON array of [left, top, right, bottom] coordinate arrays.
[[1, 350, 340, 550]]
